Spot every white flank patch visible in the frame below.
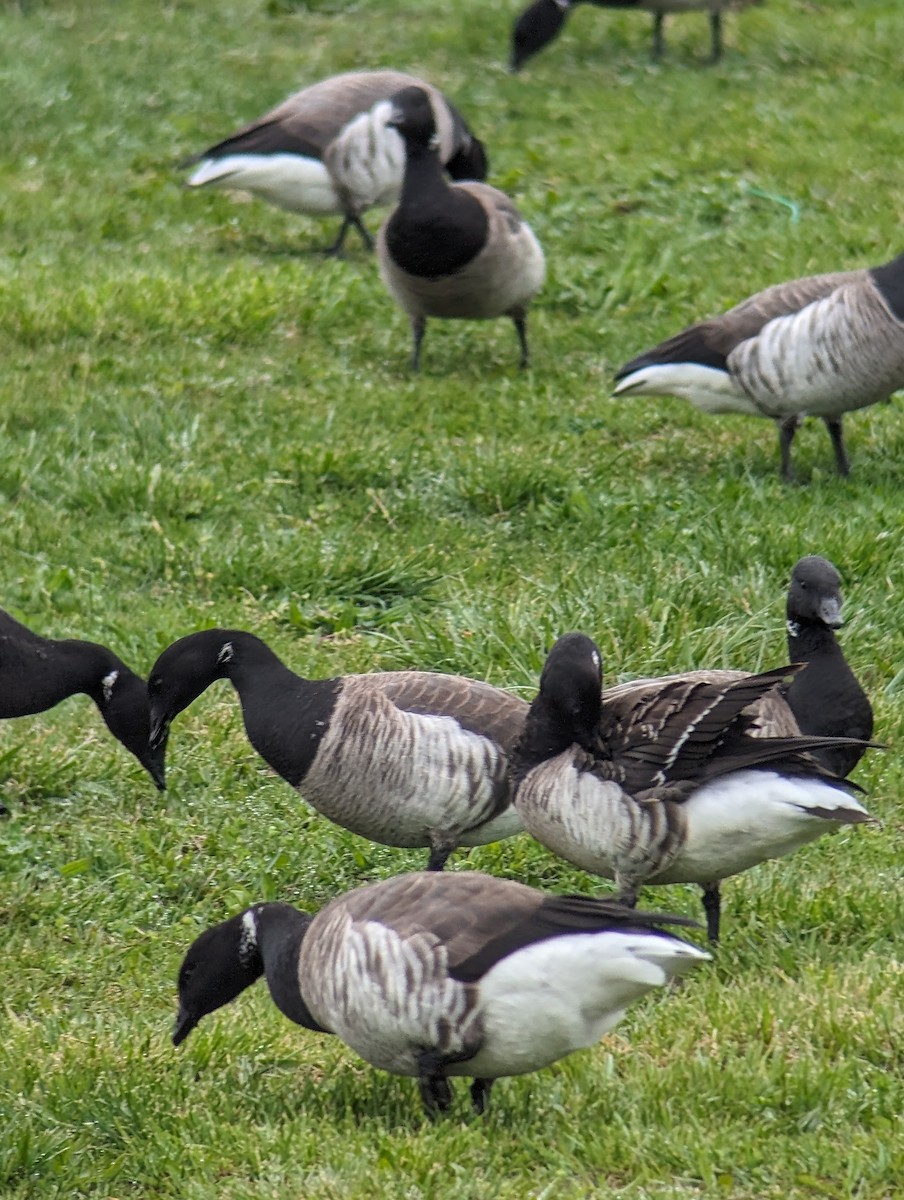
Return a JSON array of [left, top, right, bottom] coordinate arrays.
[[187, 153, 340, 215], [462, 931, 709, 1079], [658, 769, 871, 883], [613, 363, 759, 416], [101, 670, 119, 703]]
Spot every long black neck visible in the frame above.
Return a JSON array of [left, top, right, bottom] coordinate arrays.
[[254, 905, 330, 1034], [786, 617, 843, 663], [223, 635, 342, 787], [385, 143, 487, 278], [512, 699, 580, 786], [870, 249, 904, 320], [0, 622, 118, 718]]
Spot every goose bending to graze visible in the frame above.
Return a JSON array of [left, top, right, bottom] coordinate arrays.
[[784, 555, 873, 778], [612, 249, 904, 480], [182, 71, 488, 255], [510, 1, 758, 72], [376, 86, 545, 370], [173, 871, 708, 1115], [0, 608, 165, 789], [512, 633, 876, 942], [147, 629, 527, 869]]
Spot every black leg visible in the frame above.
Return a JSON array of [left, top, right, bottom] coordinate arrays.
[[352, 215, 374, 252], [512, 311, 530, 369], [410, 316, 426, 372], [416, 1047, 479, 1117], [426, 833, 455, 872], [652, 12, 665, 59], [615, 885, 638, 909], [470, 1078, 494, 1115], [823, 416, 851, 477], [708, 11, 723, 63], [700, 881, 721, 945], [777, 414, 801, 483], [324, 216, 352, 258]]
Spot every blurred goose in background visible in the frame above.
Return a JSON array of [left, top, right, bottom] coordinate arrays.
[[181, 70, 488, 255], [612, 249, 904, 480], [376, 86, 545, 369], [173, 871, 708, 1115], [0, 607, 165, 789], [510, 1, 760, 71], [783, 555, 873, 777], [512, 633, 875, 941], [147, 628, 527, 868]]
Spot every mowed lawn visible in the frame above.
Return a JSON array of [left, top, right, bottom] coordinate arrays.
[[2, 0, 903, 1196]]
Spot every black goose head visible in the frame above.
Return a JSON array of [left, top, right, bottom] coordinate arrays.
[[173, 908, 266, 1046], [787, 556, 844, 631], [386, 86, 438, 152], [537, 631, 604, 746], [511, 0, 570, 73], [91, 662, 166, 790], [147, 629, 244, 752]]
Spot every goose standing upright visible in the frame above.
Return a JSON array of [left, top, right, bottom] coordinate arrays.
[[147, 628, 527, 868], [181, 71, 488, 255], [783, 556, 873, 777], [0, 608, 165, 789], [510, 1, 759, 71], [173, 871, 708, 1115], [612, 249, 904, 480], [512, 633, 875, 941], [376, 86, 546, 369]]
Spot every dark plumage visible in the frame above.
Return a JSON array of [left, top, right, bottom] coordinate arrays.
[[513, 633, 875, 941], [0, 608, 165, 789], [613, 249, 904, 480], [376, 86, 545, 369], [510, 1, 760, 71], [784, 555, 874, 778], [182, 70, 488, 255], [173, 871, 708, 1115], [147, 628, 527, 868]]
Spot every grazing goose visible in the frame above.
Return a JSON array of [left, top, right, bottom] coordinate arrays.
[[376, 86, 546, 369], [612, 249, 904, 480], [0, 607, 165, 789], [173, 871, 708, 1115], [182, 70, 488, 255], [510, 1, 757, 71], [512, 633, 875, 941], [784, 555, 873, 778], [147, 629, 527, 868]]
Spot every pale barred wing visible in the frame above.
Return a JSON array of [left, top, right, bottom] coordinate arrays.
[[729, 277, 904, 417]]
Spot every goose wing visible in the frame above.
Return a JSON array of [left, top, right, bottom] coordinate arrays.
[[365, 670, 528, 751]]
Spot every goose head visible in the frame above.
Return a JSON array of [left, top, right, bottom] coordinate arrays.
[[94, 664, 166, 790], [787, 556, 844, 631], [510, 0, 571, 73]]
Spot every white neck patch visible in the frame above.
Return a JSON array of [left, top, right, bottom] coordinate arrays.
[[101, 670, 119, 703], [217, 642, 235, 666], [239, 909, 258, 966], [787, 619, 801, 639], [552, 0, 571, 11]]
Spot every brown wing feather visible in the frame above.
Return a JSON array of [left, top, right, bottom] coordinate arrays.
[[363, 670, 528, 752]]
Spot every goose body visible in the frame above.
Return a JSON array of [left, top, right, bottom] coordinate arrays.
[[173, 871, 708, 1114], [183, 71, 488, 254], [612, 251, 904, 479], [147, 629, 527, 868], [510, 0, 758, 71], [512, 634, 874, 940], [0, 608, 165, 789], [376, 86, 545, 369]]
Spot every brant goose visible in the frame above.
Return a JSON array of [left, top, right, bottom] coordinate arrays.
[[512, 633, 875, 941], [510, 1, 758, 72], [182, 70, 488, 255], [0, 607, 165, 789], [173, 871, 708, 1114], [784, 555, 874, 778], [376, 86, 545, 369], [612, 249, 904, 480], [147, 629, 527, 868]]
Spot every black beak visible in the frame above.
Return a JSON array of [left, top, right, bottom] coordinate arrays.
[[145, 753, 166, 792], [149, 712, 171, 753], [172, 1004, 199, 1047]]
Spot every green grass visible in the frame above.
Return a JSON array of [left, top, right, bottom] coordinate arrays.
[[2, 0, 903, 1196]]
